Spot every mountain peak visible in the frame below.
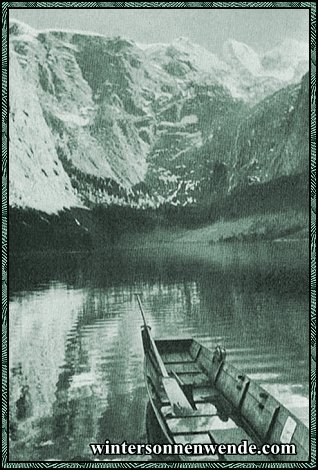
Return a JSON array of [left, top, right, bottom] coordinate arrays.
[[223, 38, 261, 76], [9, 18, 37, 38], [173, 36, 192, 45], [9, 17, 133, 43]]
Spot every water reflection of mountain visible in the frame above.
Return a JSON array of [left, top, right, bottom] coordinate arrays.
[[50, 288, 145, 460], [10, 241, 308, 294]]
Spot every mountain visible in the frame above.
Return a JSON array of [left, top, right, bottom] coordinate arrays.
[[9, 19, 309, 215], [222, 38, 308, 102], [229, 72, 309, 191], [261, 39, 309, 82]]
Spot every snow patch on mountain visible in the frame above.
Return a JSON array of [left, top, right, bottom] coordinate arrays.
[[9, 50, 81, 213]]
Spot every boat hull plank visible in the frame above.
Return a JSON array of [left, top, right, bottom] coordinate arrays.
[[216, 362, 250, 409], [161, 352, 193, 364], [165, 362, 202, 375], [240, 380, 280, 442]]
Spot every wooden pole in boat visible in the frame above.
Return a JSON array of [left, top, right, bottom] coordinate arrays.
[[135, 294, 148, 328], [135, 294, 167, 377], [135, 294, 194, 416]]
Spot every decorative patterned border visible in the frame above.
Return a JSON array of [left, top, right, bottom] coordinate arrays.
[[1, 2, 316, 468]]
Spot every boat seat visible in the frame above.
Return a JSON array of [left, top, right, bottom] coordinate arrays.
[[172, 372, 211, 387], [163, 386, 220, 409], [167, 414, 235, 435], [161, 401, 218, 418], [208, 426, 270, 462]]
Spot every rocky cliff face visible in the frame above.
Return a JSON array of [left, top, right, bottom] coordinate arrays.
[[229, 73, 309, 191], [9, 19, 309, 214]]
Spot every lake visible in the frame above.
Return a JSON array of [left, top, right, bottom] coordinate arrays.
[[8, 241, 309, 461]]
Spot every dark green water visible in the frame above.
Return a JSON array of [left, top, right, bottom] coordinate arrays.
[[9, 242, 309, 461]]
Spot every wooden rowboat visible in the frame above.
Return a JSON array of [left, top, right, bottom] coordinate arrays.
[[137, 296, 309, 462]]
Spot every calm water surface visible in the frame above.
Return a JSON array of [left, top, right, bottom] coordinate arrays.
[[9, 242, 309, 461]]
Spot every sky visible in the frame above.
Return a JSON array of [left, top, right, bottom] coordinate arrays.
[[10, 8, 309, 54]]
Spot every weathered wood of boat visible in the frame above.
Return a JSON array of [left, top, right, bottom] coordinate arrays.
[[137, 296, 309, 462]]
